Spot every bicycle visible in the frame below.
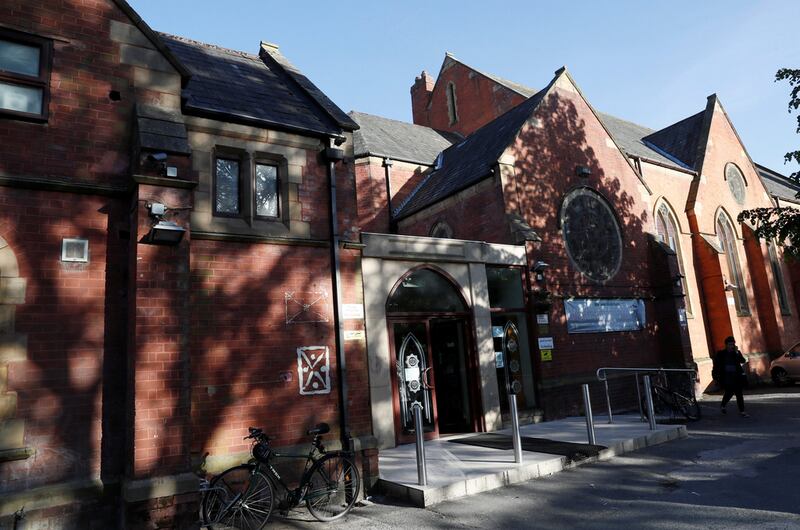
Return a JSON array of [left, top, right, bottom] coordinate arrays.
[[641, 371, 701, 422], [200, 422, 361, 529]]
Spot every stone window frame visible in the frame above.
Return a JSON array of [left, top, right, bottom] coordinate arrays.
[[0, 27, 52, 122], [429, 220, 453, 239], [654, 200, 693, 317], [559, 186, 624, 283], [212, 147, 288, 226], [716, 209, 750, 316], [446, 81, 459, 125], [724, 162, 747, 206], [767, 240, 791, 316]]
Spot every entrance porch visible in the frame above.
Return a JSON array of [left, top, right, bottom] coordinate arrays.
[[378, 414, 686, 507]]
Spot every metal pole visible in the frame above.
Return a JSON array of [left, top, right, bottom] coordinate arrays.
[[635, 374, 644, 422], [643, 375, 657, 431], [508, 393, 523, 464], [581, 384, 596, 445], [603, 379, 613, 424], [412, 403, 427, 486]]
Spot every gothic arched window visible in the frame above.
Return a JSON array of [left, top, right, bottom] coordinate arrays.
[[716, 211, 749, 315], [655, 202, 692, 315]]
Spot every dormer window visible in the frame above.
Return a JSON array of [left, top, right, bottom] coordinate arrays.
[[446, 82, 458, 125], [0, 28, 52, 121]]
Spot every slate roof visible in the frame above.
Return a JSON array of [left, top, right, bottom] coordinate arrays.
[[396, 87, 548, 219], [643, 111, 705, 169], [349, 111, 459, 165], [756, 163, 800, 205], [454, 57, 696, 173], [158, 34, 356, 136], [135, 105, 191, 155]]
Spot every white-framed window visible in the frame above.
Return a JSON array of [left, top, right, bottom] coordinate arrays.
[[61, 238, 89, 263]]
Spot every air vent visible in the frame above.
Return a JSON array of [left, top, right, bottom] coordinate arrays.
[[61, 238, 89, 263]]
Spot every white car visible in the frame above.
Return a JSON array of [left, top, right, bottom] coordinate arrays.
[[771, 343, 800, 386]]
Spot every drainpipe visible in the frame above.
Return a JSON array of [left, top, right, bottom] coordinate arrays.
[[324, 137, 351, 452], [383, 157, 395, 232]]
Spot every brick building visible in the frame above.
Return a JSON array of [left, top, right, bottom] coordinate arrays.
[[2, 2, 799, 526]]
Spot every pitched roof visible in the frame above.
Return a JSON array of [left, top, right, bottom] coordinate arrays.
[[643, 111, 705, 169], [349, 111, 459, 165], [756, 163, 800, 205], [396, 87, 548, 219], [451, 56, 696, 173], [159, 34, 356, 137]]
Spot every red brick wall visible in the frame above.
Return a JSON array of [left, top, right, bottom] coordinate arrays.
[[0, 0, 177, 189], [0, 188, 128, 493], [411, 59, 527, 137]]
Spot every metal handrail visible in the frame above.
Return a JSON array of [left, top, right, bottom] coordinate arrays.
[[595, 366, 697, 424]]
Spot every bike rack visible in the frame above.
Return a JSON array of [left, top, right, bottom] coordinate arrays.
[[595, 367, 697, 424]]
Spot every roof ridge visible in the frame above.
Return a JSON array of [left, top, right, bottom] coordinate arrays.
[[157, 32, 260, 60]]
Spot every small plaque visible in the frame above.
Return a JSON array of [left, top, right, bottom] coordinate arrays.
[[536, 314, 549, 325], [495, 351, 504, 369], [492, 326, 504, 338], [344, 330, 365, 341], [342, 304, 364, 320], [538, 337, 554, 350], [540, 349, 553, 362]]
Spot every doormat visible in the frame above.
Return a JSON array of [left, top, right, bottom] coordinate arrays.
[[449, 433, 606, 462]]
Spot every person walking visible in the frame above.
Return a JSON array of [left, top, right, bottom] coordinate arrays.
[[712, 336, 750, 417]]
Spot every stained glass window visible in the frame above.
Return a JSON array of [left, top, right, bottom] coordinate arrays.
[[725, 163, 746, 205], [561, 188, 622, 282], [655, 202, 692, 315], [716, 212, 749, 314]]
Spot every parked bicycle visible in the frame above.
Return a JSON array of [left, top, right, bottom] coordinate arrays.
[[200, 422, 361, 529], [642, 370, 701, 421]]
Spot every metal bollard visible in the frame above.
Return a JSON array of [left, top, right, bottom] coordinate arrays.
[[635, 374, 644, 422], [508, 393, 523, 464], [411, 402, 427, 486], [603, 379, 613, 424], [643, 375, 657, 431], [582, 384, 597, 445]]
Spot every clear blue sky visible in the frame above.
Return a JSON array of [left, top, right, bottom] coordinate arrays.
[[129, 0, 799, 174]]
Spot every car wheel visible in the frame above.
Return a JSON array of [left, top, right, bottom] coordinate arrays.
[[772, 367, 790, 387]]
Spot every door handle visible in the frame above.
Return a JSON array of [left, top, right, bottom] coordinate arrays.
[[422, 367, 434, 390]]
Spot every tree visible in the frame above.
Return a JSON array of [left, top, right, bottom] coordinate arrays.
[[738, 68, 800, 259]]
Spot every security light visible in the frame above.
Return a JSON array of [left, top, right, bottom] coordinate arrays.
[[145, 202, 185, 245]]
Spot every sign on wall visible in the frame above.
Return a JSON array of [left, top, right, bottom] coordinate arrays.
[[297, 346, 331, 395], [564, 298, 646, 334], [342, 304, 364, 320]]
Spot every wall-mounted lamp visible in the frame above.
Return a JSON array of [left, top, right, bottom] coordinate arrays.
[[146, 202, 185, 245], [723, 277, 738, 292], [531, 260, 550, 282]]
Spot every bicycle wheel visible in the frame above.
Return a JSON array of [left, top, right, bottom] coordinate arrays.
[[673, 392, 702, 421], [202, 464, 274, 530], [641, 389, 666, 420], [305, 453, 361, 522]]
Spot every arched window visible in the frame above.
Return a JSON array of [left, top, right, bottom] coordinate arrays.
[[716, 211, 749, 315], [560, 188, 623, 282], [768, 241, 791, 315], [724, 163, 747, 205], [387, 268, 468, 313], [446, 82, 458, 125], [429, 220, 453, 239], [655, 202, 692, 315]]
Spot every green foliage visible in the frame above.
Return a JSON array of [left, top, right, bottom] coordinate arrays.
[[737, 69, 800, 259]]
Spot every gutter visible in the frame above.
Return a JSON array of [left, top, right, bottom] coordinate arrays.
[[323, 138, 351, 452]]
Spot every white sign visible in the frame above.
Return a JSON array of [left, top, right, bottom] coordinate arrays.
[[538, 337, 554, 350], [564, 298, 646, 334], [536, 314, 549, 325], [297, 346, 330, 395], [495, 351, 504, 368], [344, 330, 365, 341], [342, 304, 364, 320]]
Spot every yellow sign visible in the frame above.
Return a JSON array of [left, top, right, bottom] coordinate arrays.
[[540, 349, 553, 362], [344, 330, 365, 341]]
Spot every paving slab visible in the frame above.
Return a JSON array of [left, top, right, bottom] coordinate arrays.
[[378, 414, 687, 507]]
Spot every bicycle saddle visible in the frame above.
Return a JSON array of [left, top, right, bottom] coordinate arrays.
[[306, 422, 330, 436]]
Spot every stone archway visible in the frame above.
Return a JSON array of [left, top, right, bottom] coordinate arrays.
[[0, 236, 30, 461]]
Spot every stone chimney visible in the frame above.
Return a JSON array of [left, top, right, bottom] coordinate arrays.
[[410, 70, 434, 126]]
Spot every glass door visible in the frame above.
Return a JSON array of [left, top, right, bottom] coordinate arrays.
[[390, 321, 438, 443]]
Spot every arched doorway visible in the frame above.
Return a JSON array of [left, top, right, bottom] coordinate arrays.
[[386, 267, 480, 444]]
